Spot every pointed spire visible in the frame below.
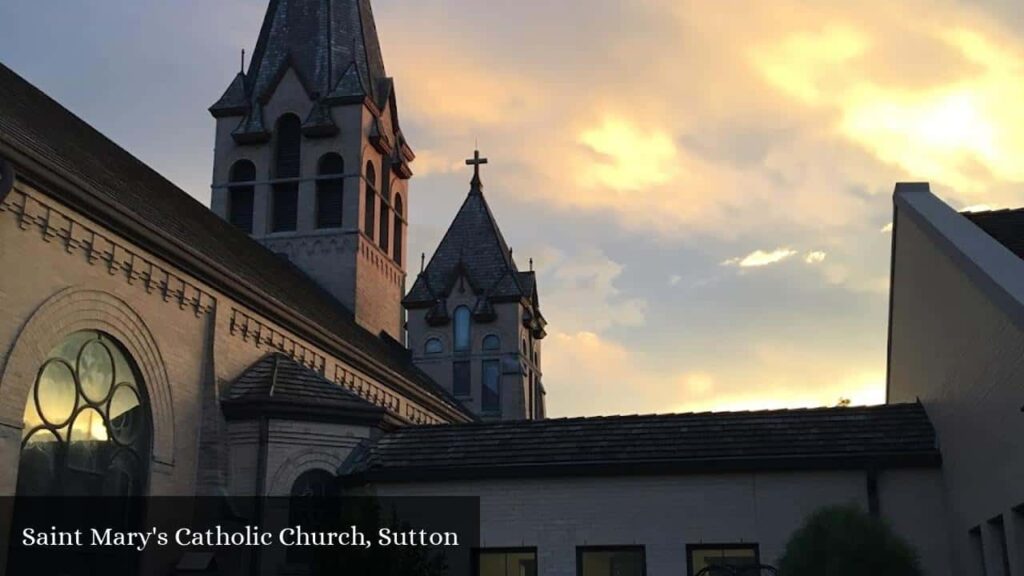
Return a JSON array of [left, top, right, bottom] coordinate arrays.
[[243, 0, 388, 106]]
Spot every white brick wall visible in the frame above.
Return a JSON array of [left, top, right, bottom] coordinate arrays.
[[375, 469, 951, 576]]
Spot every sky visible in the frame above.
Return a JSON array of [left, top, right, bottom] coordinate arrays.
[[3, 0, 1024, 417]]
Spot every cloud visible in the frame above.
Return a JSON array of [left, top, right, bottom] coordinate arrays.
[[578, 117, 679, 191], [722, 248, 798, 268], [543, 330, 886, 417], [536, 247, 648, 333], [960, 203, 994, 212], [880, 222, 893, 233], [804, 251, 827, 264]]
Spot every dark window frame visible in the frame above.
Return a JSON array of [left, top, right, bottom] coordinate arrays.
[[364, 161, 377, 239], [481, 359, 501, 413], [453, 360, 471, 398], [454, 306, 472, 352], [271, 182, 299, 232], [472, 546, 538, 576], [576, 545, 646, 576], [424, 337, 444, 355], [686, 543, 761, 576], [316, 153, 345, 229], [227, 160, 256, 233], [392, 195, 404, 264], [273, 113, 302, 179], [482, 334, 501, 351]]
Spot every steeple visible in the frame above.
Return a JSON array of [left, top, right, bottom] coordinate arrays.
[[209, 0, 392, 121], [208, 0, 414, 343], [404, 152, 546, 421]]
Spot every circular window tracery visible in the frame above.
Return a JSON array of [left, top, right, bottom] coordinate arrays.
[[16, 330, 151, 497]]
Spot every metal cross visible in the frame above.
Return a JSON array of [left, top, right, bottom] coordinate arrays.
[[466, 149, 488, 180]]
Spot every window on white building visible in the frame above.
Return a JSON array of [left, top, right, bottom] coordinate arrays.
[[475, 548, 537, 576], [577, 546, 645, 576], [687, 544, 759, 576]]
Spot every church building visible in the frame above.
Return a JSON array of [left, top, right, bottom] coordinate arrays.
[[0, 1, 1022, 575]]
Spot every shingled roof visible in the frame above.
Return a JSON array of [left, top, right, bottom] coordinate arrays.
[[963, 208, 1024, 259], [403, 177, 532, 309], [347, 403, 940, 482], [0, 63, 472, 424], [211, 0, 390, 117], [223, 353, 384, 421]]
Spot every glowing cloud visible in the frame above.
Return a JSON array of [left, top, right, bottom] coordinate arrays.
[[723, 248, 798, 268], [804, 251, 827, 264], [578, 117, 678, 191]]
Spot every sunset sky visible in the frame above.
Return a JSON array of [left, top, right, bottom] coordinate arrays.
[[3, 0, 1023, 417]]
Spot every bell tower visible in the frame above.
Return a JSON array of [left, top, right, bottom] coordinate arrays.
[[208, 0, 414, 342]]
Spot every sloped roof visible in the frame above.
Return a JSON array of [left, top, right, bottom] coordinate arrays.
[[963, 208, 1024, 259], [404, 181, 527, 308], [0, 62, 473, 423], [348, 403, 940, 481], [241, 0, 388, 107], [223, 353, 382, 419]]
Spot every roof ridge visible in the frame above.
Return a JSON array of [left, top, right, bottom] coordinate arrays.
[[386, 403, 924, 433]]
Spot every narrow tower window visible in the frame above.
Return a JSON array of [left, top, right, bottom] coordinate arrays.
[[316, 153, 345, 229], [392, 195, 404, 264], [482, 359, 501, 413], [378, 183, 390, 252], [272, 114, 301, 232], [227, 160, 256, 233], [364, 161, 376, 239], [274, 114, 302, 179], [454, 306, 471, 352]]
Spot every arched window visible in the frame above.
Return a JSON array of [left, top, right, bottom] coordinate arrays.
[[17, 330, 151, 497], [453, 306, 471, 352], [482, 334, 501, 351], [316, 153, 345, 229], [274, 114, 302, 179], [363, 161, 376, 239], [392, 195, 404, 264], [425, 337, 444, 354], [378, 181, 390, 252], [228, 160, 256, 233], [272, 114, 302, 232]]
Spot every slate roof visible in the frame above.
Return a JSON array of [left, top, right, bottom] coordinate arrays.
[[348, 403, 940, 481], [403, 180, 531, 308], [223, 353, 382, 419], [963, 208, 1024, 259], [213, 0, 389, 116], [0, 63, 472, 423]]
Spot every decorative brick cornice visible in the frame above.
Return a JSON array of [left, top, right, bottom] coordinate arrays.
[[226, 307, 442, 425], [2, 185, 216, 317], [228, 308, 327, 374]]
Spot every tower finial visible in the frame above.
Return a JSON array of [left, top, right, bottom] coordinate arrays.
[[465, 149, 488, 194], [241, 49, 246, 73], [530, 257, 534, 271], [420, 252, 425, 273]]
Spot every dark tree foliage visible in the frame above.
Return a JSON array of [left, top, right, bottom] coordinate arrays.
[[778, 505, 922, 576]]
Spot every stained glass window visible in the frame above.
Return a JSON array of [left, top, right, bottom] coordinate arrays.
[[17, 330, 151, 497]]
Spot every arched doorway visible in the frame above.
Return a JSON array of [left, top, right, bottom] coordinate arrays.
[[16, 329, 152, 497], [287, 469, 338, 566]]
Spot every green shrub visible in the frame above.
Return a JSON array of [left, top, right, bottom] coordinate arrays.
[[778, 505, 922, 576]]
